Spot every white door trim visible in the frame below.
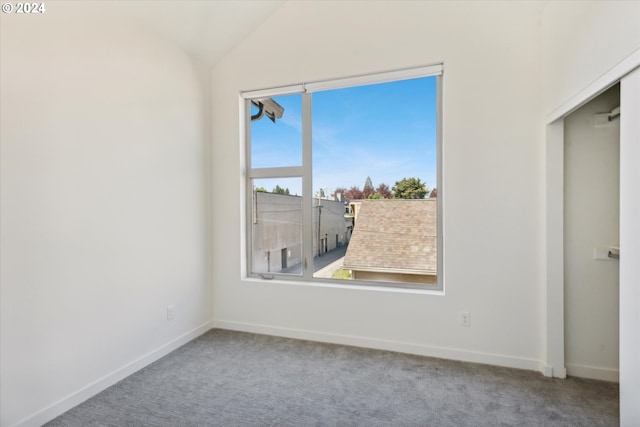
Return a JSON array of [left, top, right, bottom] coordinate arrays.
[[546, 48, 640, 123], [544, 49, 640, 379], [544, 119, 566, 378], [619, 67, 640, 426]]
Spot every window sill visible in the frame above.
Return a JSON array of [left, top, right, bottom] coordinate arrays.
[[241, 276, 445, 296]]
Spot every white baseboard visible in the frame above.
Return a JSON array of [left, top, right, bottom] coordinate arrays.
[[212, 320, 544, 374], [12, 321, 213, 427], [539, 363, 568, 379], [541, 364, 554, 377], [566, 363, 619, 383]]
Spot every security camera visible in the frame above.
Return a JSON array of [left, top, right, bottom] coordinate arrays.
[[251, 98, 284, 123]]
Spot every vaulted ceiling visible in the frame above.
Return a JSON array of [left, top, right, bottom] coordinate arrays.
[[108, 1, 285, 66]]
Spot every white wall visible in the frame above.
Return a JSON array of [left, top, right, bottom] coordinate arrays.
[[542, 0, 640, 115], [211, 1, 546, 370], [563, 86, 620, 381], [0, 5, 212, 427]]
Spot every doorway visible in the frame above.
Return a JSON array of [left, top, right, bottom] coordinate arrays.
[[281, 248, 288, 270], [546, 64, 640, 424], [563, 84, 620, 382]]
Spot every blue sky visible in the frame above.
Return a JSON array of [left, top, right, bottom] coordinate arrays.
[[251, 76, 437, 197]]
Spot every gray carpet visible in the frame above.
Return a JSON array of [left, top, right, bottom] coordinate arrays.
[[46, 329, 618, 427]]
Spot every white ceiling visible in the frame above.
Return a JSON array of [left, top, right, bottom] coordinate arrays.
[[109, 1, 285, 66]]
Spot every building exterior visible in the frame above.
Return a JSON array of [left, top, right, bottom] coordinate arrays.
[[252, 191, 350, 274], [343, 199, 437, 285]]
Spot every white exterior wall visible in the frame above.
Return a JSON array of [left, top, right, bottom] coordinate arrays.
[[313, 198, 349, 256], [252, 192, 347, 274], [212, 1, 546, 370], [253, 192, 304, 273], [0, 6, 212, 427]]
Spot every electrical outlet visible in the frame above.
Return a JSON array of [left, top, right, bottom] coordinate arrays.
[[459, 311, 470, 327], [167, 305, 175, 321]]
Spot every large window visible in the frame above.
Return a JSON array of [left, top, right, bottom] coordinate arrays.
[[243, 65, 443, 290]]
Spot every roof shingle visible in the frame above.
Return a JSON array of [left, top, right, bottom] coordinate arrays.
[[343, 199, 437, 275]]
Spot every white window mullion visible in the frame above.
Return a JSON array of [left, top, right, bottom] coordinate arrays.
[[436, 74, 444, 289], [249, 166, 304, 180], [244, 99, 254, 277], [301, 92, 314, 281]]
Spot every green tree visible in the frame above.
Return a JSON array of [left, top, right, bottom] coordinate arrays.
[[392, 177, 428, 199], [363, 176, 375, 198], [255, 186, 267, 192], [273, 185, 290, 195]]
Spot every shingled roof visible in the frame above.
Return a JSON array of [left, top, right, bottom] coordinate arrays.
[[343, 199, 437, 275]]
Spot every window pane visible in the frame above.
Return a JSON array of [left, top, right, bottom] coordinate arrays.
[[250, 94, 302, 168], [311, 77, 438, 285], [311, 195, 352, 279], [251, 178, 303, 276]]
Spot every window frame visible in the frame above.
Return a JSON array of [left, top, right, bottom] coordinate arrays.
[[242, 65, 444, 291]]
